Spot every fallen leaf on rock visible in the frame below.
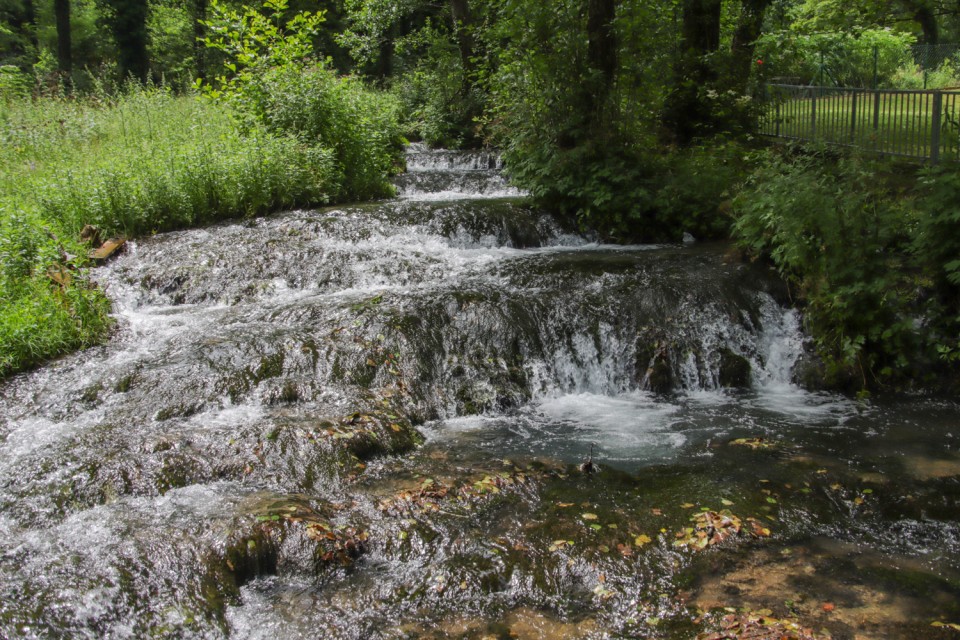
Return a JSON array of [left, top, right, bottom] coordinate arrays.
[[931, 621, 960, 631]]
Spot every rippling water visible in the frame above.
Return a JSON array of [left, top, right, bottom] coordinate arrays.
[[0, 146, 957, 639]]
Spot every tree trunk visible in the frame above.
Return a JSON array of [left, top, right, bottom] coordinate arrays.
[[54, 0, 72, 76], [587, 0, 618, 101], [450, 0, 475, 83], [662, 0, 722, 144], [194, 0, 206, 81], [682, 0, 721, 57], [729, 0, 772, 91], [912, 3, 939, 44], [107, 0, 150, 82]]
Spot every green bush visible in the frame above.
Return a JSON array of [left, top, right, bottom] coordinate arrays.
[[237, 64, 403, 200], [756, 28, 915, 88], [732, 148, 935, 389], [199, 0, 403, 200], [913, 163, 960, 364]]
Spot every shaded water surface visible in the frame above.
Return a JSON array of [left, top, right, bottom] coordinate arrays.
[[0, 146, 958, 639]]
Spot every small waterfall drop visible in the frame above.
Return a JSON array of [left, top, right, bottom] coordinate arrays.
[[393, 143, 525, 200]]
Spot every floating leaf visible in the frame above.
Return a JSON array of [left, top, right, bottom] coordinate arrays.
[[634, 534, 652, 546], [582, 513, 599, 520], [598, 544, 610, 552], [822, 603, 835, 612], [681, 503, 696, 509], [721, 499, 735, 506], [557, 502, 574, 508], [366, 359, 377, 367], [590, 524, 603, 531], [729, 437, 774, 450], [766, 497, 778, 504], [932, 622, 960, 631]]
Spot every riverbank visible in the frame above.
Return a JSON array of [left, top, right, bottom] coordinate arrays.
[[0, 85, 402, 377]]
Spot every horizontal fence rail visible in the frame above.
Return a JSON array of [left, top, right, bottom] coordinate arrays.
[[760, 84, 960, 162]]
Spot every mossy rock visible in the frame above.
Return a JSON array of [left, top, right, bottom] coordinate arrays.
[[718, 348, 751, 388]]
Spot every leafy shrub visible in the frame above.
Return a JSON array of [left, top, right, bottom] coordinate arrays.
[[890, 61, 960, 90], [756, 28, 915, 88], [200, 0, 403, 200], [733, 148, 930, 389], [913, 163, 960, 363], [391, 24, 483, 149]]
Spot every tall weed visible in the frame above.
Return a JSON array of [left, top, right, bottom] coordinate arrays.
[[0, 85, 344, 376]]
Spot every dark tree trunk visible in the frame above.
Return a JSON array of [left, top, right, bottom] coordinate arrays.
[[54, 0, 71, 76], [729, 0, 772, 90], [682, 0, 721, 56], [912, 3, 939, 44], [450, 0, 475, 83], [107, 0, 149, 82], [662, 0, 722, 144], [193, 0, 206, 81], [587, 0, 618, 101]]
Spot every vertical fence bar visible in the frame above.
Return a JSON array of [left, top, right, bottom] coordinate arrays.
[[931, 91, 942, 163], [897, 92, 904, 155], [850, 90, 858, 144], [811, 88, 818, 139], [873, 89, 881, 151], [775, 99, 781, 137]]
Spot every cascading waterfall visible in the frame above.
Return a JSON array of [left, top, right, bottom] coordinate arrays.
[[0, 146, 957, 640]]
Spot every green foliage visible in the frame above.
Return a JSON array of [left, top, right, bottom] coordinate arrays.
[[0, 85, 344, 376], [756, 28, 916, 87], [732, 149, 951, 389], [912, 163, 960, 363], [392, 22, 481, 148], [0, 64, 29, 100], [199, 0, 403, 200], [890, 59, 960, 90], [147, 0, 196, 89], [199, 0, 327, 100]]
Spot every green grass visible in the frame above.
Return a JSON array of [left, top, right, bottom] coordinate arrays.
[[0, 85, 365, 378], [761, 90, 960, 159]]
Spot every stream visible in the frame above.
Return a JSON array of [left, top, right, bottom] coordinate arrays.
[[0, 145, 958, 639]]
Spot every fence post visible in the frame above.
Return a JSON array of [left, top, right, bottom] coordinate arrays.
[[850, 90, 858, 143], [931, 91, 943, 163], [873, 45, 879, 90]]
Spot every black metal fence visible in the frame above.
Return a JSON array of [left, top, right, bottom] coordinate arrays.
[[760, 84, 960, 162]]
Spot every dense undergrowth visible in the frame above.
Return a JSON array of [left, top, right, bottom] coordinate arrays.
[[0, 79, 402, 378], [733, 147, 960, 392]]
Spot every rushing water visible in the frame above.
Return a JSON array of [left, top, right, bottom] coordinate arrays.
[[0, 145, 958, 639]]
